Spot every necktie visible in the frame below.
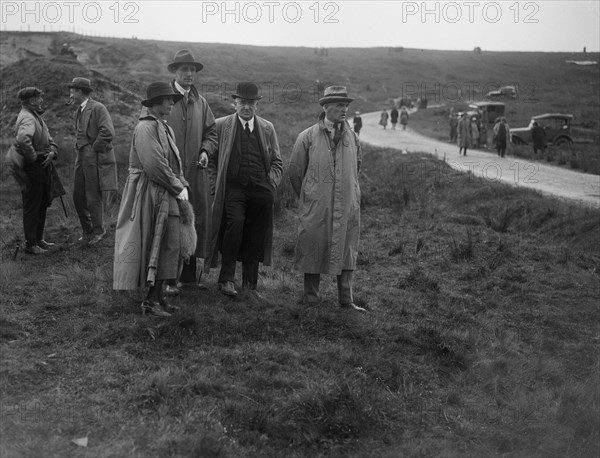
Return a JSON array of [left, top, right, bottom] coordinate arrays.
[[333, 122, 341, 146], [76, 106, 82, 129], [245, 122, 251, 136]]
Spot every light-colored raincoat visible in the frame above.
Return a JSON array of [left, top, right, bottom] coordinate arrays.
[[288, 114, 361, 275], [113, 109, 188, 290]]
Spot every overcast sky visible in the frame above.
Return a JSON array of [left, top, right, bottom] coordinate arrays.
[[1, 1, 599, 52]]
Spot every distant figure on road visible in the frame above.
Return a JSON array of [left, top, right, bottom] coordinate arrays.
[[457, 112, 472, 156], [479, 119, 488, 149], [390, 106, 399, 129], [288, 86, 365, 313], [352, 111, 363, 136], [379, 109, 389, 129], [400, 106, 409, 130], [471, 117, 479, 148], [449, 113, 458, 143], [531, 120, 546, 155], [494, 117, 510, 158]]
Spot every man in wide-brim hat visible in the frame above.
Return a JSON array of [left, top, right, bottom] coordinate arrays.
[[114, 81, 191, 318], [206, 82, 283, 297], [163, 49, 218, 295], [288, 85, 365, 312], [68, 76, 117, 247]]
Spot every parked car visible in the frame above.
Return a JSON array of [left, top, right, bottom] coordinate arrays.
[[510, 113, 574, 146], [486, 85, 517, 100], [469, 101, 506, 124]]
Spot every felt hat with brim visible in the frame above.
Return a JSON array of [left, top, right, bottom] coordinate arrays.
[[67, 77, 94, 91], [142, 82, 183, 107], [319, 86, 354, 105], [167, 50, 204, 73], [231, 82, 262, 100], [18, 87, 43, 101]]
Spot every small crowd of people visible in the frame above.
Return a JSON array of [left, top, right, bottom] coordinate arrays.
[[9, 50, 366, 317], [378, 106, 409, 130], [450, 110, 510, 157]]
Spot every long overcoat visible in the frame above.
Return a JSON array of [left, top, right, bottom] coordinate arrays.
[[206, 113, 283, 270], [166, 83, 218, 257], [73, 98, 117, 191], [113, 110, 188, 290], [457, 116, 472, 148], [288, 114, 361, 275]]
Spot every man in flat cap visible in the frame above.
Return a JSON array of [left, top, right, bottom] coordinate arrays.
[[68, 77, 117, 246], [12, 87, 59, 254], [207, 82, 283, 297], [164, 50, 218, 295], [288, 85, 365, 312]]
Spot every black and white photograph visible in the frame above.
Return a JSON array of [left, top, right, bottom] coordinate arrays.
[[1, 1, 599, 456]]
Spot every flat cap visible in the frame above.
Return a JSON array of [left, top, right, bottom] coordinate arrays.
[[17, 87, 43, 101]]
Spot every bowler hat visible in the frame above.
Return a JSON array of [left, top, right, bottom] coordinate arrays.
[[17, 87, 43, 101], [142, 82, 183, 107], [231, 82, 262, 101], [167, 50, 204, 73], [67, 77, 94, 92], [319, 86, 354, 106]]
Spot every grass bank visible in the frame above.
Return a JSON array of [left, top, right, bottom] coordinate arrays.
[[1, 144, 599, 457]]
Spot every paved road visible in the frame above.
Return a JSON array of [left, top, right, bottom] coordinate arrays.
[[358, 111, 600, 208]]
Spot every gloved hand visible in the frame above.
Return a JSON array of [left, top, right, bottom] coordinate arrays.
[[176, 188, 189, 201], [197, 151, 208, 168]]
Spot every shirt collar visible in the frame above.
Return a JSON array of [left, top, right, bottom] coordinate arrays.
[[174, 81, 190, 96], [80, 98, 89, 110], [238, 116, 255, 132]]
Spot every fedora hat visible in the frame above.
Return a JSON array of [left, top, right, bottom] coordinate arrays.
[[319, 86, 353, 106], [67, 77, 94, 91], [167, 49, 204, 73], [142, 82, 183, 107], [231, 82, 262, 100], [17, 87, 43, 101]]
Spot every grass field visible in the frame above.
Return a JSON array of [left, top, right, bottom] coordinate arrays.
[[1, 32, 599, 457]]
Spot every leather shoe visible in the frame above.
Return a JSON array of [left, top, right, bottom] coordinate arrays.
[[37, 240, 55, 249], [78, 233, 93, 244], [88, 230, 107, 246], [24, 245, 47, 255], [177, 280, 209, 291], [141, 299, 172, 317], [340, 302, 367, 313], [219, 281, 238, 297], [164, 284, 181, 296]]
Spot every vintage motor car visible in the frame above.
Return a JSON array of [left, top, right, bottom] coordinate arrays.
[[486, 85, 517, 100], [469, 101, 506, 124], [510, 113, 574, 146]]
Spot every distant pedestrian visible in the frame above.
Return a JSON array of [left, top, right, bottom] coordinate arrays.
[[471, 117, 479, 148], [379, 109, 389, 129], [400, 106, 409, 130], [479, 120, 488, 149], [67, 77, 117, 247], [531, 120, 546, 155], [288, 86, 365, 312], [494, 117, 510, 157], [390, 106, 398, 129], [449, 113, 458, 143], [457, 112, 471, 156], [352, 111, 363, 135], [9, 87, 62, 255]]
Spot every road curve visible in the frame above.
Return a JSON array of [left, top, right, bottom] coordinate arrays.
[[357, 111, 600, 208]]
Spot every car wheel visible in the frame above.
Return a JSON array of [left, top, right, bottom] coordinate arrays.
[[511, 137, 523, 146], [554, 138, 571, 147]]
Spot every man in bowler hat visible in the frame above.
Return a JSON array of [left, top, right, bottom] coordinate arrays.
[[207, 82, 283, 297], [164, 50, 218, 294], [68, 77, 117, 246]]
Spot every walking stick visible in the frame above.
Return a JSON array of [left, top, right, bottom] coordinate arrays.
[[59, 195, 68, 218]]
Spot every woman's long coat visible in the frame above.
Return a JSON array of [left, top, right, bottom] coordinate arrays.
[[288, 115, 361, 275], [113, 110, 188, 290]]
